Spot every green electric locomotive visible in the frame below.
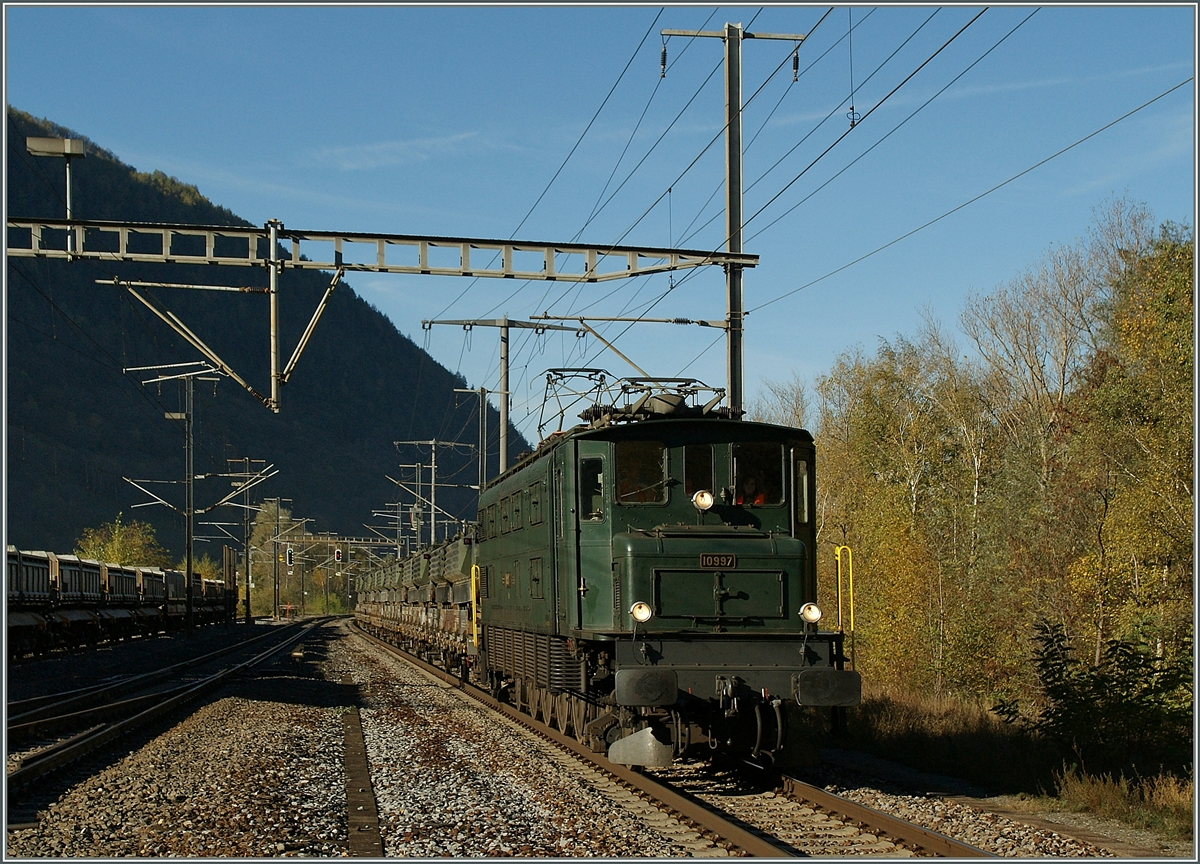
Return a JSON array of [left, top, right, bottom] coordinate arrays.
[[357, 373, 859, 767]]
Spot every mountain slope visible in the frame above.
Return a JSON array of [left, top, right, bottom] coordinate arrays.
[[6, 107, 526, 554]]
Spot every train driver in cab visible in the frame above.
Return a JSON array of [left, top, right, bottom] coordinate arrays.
[[736, 474, 767, 506]]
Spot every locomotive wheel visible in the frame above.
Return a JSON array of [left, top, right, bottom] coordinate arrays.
[[571, 697, 590, 742], [554, 693, 571, 734], [529, 681, 542, 719], [537, 687, 552, 725]]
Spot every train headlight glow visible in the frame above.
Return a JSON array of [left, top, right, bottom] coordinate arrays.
[[630, 601, 654, 623], [799, 602, 822, 624], [691, 489, 715, 511]]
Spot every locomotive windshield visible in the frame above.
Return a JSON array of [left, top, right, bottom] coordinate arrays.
[[615, 440, 667, 504], [733, 442, 784, 506]]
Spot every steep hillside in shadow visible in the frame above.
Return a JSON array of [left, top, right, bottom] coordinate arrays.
[[6, 107, 527, 554]]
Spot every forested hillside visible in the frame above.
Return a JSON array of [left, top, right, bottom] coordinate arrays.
[[6, 107, 527, 554], [755, 198, 1193, 705]]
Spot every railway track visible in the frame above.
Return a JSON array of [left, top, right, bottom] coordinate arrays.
[[6, 620, 324, 806], [350, 623, 993, 857]]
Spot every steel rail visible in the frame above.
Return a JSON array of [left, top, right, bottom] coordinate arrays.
[[351, 624, 795, 857], [7, 624, 297, 724], [9, 681, 203, 744], [353, 624, 998, 858], [6, 620, 327, 793], [780, 775, 996, 858]]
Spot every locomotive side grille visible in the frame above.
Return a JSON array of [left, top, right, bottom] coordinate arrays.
[[485, 626, 583, 692], [548, 637, 585, 691], [536, 631, 550, 685], [612, 562, 622, 620]]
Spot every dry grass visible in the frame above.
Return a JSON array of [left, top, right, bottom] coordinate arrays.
[[819, 684, 1194, 840], [831, 683, 1052, 791], [1051, 767, 1194, 839]]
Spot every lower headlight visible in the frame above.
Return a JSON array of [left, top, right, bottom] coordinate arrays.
[[691, 489, 715, 511], [630, 601, 653, 623], [799, 602, 822, 624]]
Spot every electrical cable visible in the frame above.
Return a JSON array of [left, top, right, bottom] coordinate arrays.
[[676, 7, 876, 247], [577, 6, 721, 236], [534, 6, 811, 326], [661, 7, 1022, 301], [647, 2, 986, 318], [429, 7, 665, 323], [472, 10, 736, 395], [746, 75, 1193, 316], [674, 331, 726, 378], [515, 9, 744, 328], [742, 7, 987, 235], [680, 6, 932, 246], [479, 9, 793, 399], [7, 259, 227, 470], [746, 7, 1040, 245]]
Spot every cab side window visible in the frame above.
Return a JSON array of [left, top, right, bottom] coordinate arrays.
[[795, 458, 809, 524], [579, 458, 605, 521]]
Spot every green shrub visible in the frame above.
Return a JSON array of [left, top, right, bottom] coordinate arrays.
[[994, 621, 1193, 778]]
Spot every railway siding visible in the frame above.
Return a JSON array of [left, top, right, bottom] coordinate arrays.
[[5, 696, 348, 857]]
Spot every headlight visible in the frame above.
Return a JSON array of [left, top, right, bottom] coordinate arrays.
[[630, 601, 654, 623], [799, 602, 822, 624], [691, 489, 715, 511]]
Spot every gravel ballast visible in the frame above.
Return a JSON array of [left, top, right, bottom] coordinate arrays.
[[6, 696, 347, 857], [328, 633, 719, 857], [7, 621, 1191, 858]]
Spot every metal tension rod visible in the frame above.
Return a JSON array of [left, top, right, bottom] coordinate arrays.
[[532, 313, 727, 328], [281, 266, 343, 385], [107, 278, 271, 408], [557, 318, 649, 378]]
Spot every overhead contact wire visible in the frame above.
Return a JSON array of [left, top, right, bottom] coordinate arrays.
[[742, 7, 988, 235], [680, 6, 930, 246], [430, 7, 665, 322], [746, 7, 1040, 244], [747, 75, 1194, 315], [540, 6, 815, 327]]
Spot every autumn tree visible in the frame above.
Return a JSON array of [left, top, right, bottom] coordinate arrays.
[[181, 553, 222, 580], [1068, 222, 1193, 661], [74, 512, 174, 567], [747, 372, 809, 429], [751, 197, 1191, 709]]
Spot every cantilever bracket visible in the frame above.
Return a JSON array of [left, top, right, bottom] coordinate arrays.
[[281, 266, 343, 385], [110, 278, 271, 409]]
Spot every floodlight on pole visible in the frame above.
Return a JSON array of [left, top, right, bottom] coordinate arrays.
[[26, 137, 85, 255]]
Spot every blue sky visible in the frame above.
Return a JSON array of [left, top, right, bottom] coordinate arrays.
[[5, 4, 1195, 441]]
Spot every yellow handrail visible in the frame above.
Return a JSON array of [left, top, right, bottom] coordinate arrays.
[[470, 564, 481, 648], [834, 545, 854, 669]]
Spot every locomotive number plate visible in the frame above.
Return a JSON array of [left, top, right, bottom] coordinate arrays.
[[699, 553, 736, 569]]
